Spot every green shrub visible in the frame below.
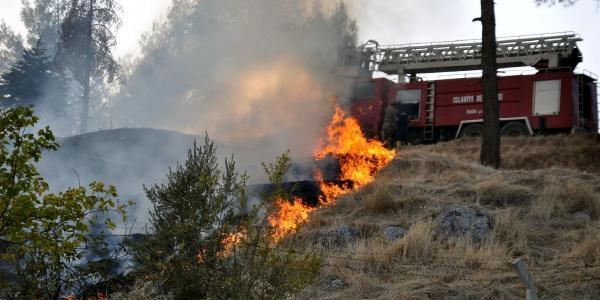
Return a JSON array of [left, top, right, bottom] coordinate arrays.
[[128, 138, 319, 300]]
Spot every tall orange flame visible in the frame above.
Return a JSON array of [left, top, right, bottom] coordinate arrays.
[[215, 102, 395, 250], [315, 104, 395, 203], [268, 198, 315, 243]]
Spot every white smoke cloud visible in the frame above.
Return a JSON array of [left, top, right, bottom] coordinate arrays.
[[108, 0, 356, 182]]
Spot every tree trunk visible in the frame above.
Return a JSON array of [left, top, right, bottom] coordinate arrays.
[[80, 0, 94, 134], [479, 0, 501, 168], [81, 76, 90, 133]]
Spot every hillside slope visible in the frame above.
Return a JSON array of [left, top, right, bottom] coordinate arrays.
[[291, 134, 600, 300]]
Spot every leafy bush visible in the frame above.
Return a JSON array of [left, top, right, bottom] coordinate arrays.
[[0, 106, 130, 299]]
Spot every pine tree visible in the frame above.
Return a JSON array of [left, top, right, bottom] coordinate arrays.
[[56, 0, 121, 133], [0, 21, 25, 74], [0, 40, 69, 117]]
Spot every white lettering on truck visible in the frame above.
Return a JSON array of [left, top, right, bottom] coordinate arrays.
[[452, 93, 504, 104]]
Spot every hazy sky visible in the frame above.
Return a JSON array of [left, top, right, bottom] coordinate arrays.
[[0, 0, 599, 75]]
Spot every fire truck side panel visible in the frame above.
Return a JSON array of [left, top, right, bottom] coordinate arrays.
[[429, 72, 575, 131], [350, 71, 596, 142], [526, 72, 574, 131]]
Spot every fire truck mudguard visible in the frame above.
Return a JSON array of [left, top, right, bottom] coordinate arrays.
[[456, 117, 533, 139]]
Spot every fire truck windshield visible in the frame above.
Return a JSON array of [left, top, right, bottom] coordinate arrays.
[[351, 82, 376, 102]]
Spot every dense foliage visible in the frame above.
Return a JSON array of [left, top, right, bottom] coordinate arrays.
[[0, 105, 130, 299]]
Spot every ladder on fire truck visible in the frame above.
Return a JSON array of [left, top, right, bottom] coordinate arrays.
[[361, 32, 582, 76], [424, 82, 435, 141], [360, 32, 584, 141]]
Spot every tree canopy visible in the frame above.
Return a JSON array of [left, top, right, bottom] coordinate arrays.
[[56, 0, 121, 133], [0, 22, 24, 75], [21, 0, 69, 56]]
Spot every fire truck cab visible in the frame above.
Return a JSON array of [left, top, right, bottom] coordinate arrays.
[[351, 32, 599, 143]]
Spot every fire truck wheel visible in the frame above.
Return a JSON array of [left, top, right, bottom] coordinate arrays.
[[500, 121, 529, 137], [460, 123, 484, 138]]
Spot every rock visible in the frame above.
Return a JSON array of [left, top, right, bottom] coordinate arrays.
[[573, 212, 592, 226], [383, 226, 407, 242], [325, 276, 349, 292], [436, 206, 490, 242], [318, 225, 359, 248]]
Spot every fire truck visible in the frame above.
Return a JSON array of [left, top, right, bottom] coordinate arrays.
[[348, 32, 599, 143]]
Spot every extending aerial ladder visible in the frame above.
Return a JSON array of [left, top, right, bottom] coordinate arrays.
[[360, 32, 582, 78]]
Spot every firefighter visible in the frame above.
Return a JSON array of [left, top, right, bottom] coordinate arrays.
[[381, 105, 399, 148], [396, 111, 410, 147]]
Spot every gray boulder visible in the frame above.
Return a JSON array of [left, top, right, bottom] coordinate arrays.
[[436, 206, 490, 242], [318, 225, 359, 248], [383, 226, 407, 242], [327, 277, 349, 292]]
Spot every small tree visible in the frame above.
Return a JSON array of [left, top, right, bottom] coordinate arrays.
[[129, 137, 319, 300], [0, 105, 130, 299]]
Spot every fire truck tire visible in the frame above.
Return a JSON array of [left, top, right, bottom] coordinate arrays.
[[460, 123, 484, 138], [500, 121, 529, 137]]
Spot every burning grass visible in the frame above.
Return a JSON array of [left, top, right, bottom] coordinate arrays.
[[315, 105, 395, 203], [290, 134, 600, 299], [266, 103, 395, 243], [268, 198, 315, 242]]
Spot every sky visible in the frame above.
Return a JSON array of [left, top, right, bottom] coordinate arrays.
[[0, 0, 598, 75], [0, 0, 171, 57], [351, 0, 600, 79]]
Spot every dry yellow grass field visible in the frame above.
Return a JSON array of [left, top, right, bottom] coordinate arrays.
[[288, 134, 600, 300]]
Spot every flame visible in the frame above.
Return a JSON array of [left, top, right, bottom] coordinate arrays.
[[268, 198, 315, 242], [315, 104, 395, 203], [218, 230, 246, 257], [212, 103, 395, 249], [313, 169, 348, 205], [266, 103, 395, 241]]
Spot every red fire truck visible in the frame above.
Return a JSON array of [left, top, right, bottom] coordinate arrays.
[[350, 33, 599, 143]]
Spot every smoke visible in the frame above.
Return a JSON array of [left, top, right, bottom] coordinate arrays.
[[108, 0, 356, 183], [342, 0, 476, 44], [26, 0, 360, 231]]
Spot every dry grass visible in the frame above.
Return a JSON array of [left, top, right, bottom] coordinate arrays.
[[389, 220, 435, 259], [292, 134, 600, 299], [475, 179, 533, 207], [567, 229, 600, 265], [361, 180, 400, 214], [426, 134, 600, 174]]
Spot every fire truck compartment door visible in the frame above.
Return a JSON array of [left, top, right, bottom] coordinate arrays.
[[533, 79, 561, 116]]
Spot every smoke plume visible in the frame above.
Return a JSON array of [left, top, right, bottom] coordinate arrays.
[[109, 0, 357, 182]]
